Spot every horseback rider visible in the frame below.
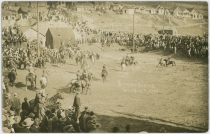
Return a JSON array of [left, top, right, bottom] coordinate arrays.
[[40, 74, 47, 97], [101, 65, 108, 82], [81, 70, 88, 82], [76, 70, 81, 80], [28, 63, 35, 76]]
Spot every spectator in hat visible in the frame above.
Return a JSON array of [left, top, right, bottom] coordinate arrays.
[[11, 93, 21, 115], [86, 111, 97, 132], [73, 91, 81, 122], [63, 124, 75, 132], [29, 118, 41, 133], [79, 106, 89, 132], [8, 68, 16, 86], [13, 120, 30, 133], [21, 97, 30, 116]]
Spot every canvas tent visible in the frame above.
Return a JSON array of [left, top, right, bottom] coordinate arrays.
[[45, 27, 75, 49]]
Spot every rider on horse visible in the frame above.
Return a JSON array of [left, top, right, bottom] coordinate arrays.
[[101, 65, 108, 82], [28, 63, 35, 75]]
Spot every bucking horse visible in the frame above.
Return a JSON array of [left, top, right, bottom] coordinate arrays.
[[29, 92, 64, 118]]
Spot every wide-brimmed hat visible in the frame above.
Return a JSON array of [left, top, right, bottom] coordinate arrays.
[[23, 118, 34, 127], [28, 113, 35, 118], [9, 111, 15, 116], [63, 124, 75, 132], [75, 90, 81, 94]]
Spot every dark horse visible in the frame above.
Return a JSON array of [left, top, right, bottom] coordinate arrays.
[[28, 93, 64, 116], [164, 58, 176, 67], [8, 69, 17, 86]]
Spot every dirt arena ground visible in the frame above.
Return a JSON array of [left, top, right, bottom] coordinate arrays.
[[8, 44, 208, 132]]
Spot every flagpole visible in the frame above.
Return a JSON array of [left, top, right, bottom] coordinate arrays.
[[132, 9, 135, 53], [37, 2, 40, 57]]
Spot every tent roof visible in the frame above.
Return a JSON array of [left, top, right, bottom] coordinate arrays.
[[47, 27, 75, 46]]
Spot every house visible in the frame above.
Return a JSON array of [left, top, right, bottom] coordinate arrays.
[[182, 8, 190, 18], [135, 6, 146, 14], [18, 7, 29, 19], [198, 13, 203, 19], [173, 7, 183, 17], [124, 8, 135, 15], [2, 2, 10, 10], [110, 3, 123, 11], [189, 9, 201, 19], [156, 5, 165, 15], [9, 6, 19, 12], [121, 5, 136, 14], [58, 1, 66, 8], [45, 27, 75, 49], [76, 6, 85, 12], [148, 7, 156, 15], [2, 10, 18, 21], [164, 8, 171, 16]]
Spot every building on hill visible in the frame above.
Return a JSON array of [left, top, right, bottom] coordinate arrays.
[[189, 8, 203, 19], [182, 8, 191, 18], [164, 8, 171, 16], [2, 2, 10, 10], [173, 7, 183, 17], [8, 6, 19, 12], [148, 7, 156, 14], [2, 10, 18, 21], [135, 6, 146, 14], [18, 7, 29, 20], [123, 8, 135, 15], [172, 7, 204, 19], [156, 5, 165, 15], [110, 3, 123, 12], [45, 27, 75, 49]]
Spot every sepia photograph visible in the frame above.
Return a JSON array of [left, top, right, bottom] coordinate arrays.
[[1, 1, 208, 133]]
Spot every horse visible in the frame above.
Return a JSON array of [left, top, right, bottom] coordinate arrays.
[[29, 92, 64, 115], [26, 73, 37, 91], [121, 61, 126, 71], [157, 58, 166, 67], [164, 58, 176, 67], [8, 69, 17, 86], [40, 76, 48, 89], [101, 69, 108, 82], [68, 78, 91, 94], [166, 60, 176, 66], [69, 79, 82, 93], [46, 93, 64, 109], [80, 80, 91, 95]]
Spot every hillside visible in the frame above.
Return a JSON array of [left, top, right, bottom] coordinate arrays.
[[80, 11, 207, 35]]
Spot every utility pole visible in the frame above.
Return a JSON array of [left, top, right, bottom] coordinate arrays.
[[163, 8, 165, 32], [132, 9, 135, 53], [37, 2, 40, 57]]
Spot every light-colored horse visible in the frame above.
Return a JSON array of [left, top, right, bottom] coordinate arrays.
[[26, 73, 37, 91]]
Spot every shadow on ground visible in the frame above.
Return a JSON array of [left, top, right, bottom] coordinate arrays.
[[96, 113, 206, 133], [141, 49, 208, 64], [15, 82, 26, 88], [57, 87, 71, 94]]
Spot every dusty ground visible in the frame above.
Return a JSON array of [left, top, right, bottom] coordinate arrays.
[[7, 44, 208, 132]]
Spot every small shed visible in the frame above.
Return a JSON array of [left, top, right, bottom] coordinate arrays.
[[45, 27, 75, 49]]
